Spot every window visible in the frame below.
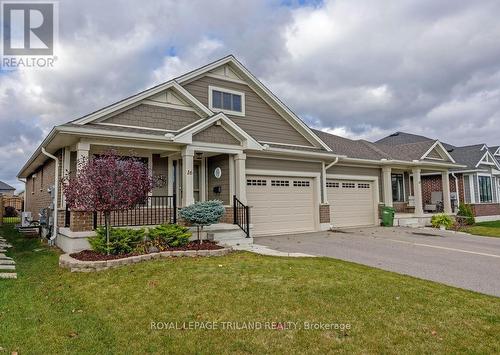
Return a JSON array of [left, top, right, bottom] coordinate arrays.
[[271, 180, 289, 187], [326, 182, 339, 188], [247, 179, 267, 186], [209, 86, 245, 116], [479, 176, 493, 203], [342, 182, 356, 189], [358, 183, 370, 189], [293, 181, 310, 187], [391, 174, 404, 202]]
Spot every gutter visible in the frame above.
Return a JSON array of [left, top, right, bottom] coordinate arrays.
[[322, 157, 339, 204], [17, 178, 26, 213], [41, 147, 59, 241]]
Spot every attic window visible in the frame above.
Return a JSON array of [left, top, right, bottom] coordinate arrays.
[[209, 86, 245, 117]]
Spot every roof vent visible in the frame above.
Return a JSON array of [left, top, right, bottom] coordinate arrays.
[[389, 132, 400, 137]]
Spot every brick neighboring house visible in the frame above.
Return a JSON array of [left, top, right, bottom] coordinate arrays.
[[376, 132, 500, 221], [0, 181, 15, 196], [17, 55, 465, 253]]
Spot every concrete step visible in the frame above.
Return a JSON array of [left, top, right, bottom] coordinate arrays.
[[0, 254, 12, 260], [0, 265, 15, 271], [0, 260, 15, 265], [216, 237, 254, 247], [0, 273, 17, 279]]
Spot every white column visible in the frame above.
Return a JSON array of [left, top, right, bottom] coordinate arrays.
[[229, 155, 235, 203], [412, 167, 424, 216], [234, 153, 247, 204], [200, 157, 207, 202], [321, 162, 328, 204], [167, 158, 174, 196], [76, 142, 90, 172], [442, 171, 452, 214], [382, 166, 393, 207], [181, 147, 194, 206]]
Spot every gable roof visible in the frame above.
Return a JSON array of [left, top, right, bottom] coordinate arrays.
[[375, 131, 455, 151], [0, 181, 15, 191], [446, 144, 498, 170]]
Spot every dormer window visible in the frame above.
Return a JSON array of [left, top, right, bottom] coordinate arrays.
[[208, 86, 245, 117]]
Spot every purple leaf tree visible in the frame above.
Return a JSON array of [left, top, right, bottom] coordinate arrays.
[[63, 150, 154, 254]]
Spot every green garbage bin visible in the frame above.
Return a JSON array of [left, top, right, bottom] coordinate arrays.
[[381, 206, 395, 227]]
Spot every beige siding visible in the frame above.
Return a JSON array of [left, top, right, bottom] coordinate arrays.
[[183, 76, 314, 146], [327, 165, 380, 177], [100, 104, 200, 131], [193, 125, 240, 145], [246, 157, 321, 173]]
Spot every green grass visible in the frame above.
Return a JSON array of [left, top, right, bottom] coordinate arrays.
[[0, 225, 499, 354], [463, 220, 500, 238]]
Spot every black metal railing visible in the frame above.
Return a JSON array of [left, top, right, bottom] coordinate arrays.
[[65, 204, 71, 227], [233, 195, 250, 238], [93, 195, 177, 229]]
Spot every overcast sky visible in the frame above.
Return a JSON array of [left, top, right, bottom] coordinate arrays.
[[2, 0, 500, 191]]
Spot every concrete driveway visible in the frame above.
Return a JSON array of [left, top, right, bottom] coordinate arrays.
[[256, 227, 500, 297]]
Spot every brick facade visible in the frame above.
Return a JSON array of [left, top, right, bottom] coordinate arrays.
[[421, 173, 465, 207], [470, 203, 500, 217], [319, 204, 330, 223], [69, 211, 94, 232]]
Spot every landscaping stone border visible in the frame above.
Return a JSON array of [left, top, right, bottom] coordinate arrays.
[[59, 248, 232, 272]]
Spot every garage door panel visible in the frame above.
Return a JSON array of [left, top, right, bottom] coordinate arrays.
[[328, 179, 375, 228], [247, 176, 315, 236]]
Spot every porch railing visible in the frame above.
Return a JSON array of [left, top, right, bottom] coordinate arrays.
[[233, 195, 250, 238], [93, 195, 177, 229]]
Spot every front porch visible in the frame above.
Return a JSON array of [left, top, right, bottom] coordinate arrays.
[[381, 165, 455, 227]]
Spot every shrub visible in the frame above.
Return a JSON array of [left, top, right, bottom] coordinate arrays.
[[4, 206, 17, 217], [179, 200, 225, 242], [431, 214, 454, 229], [89, 227, 145, 255], [148, 224, 191, 250], [457, 204, 475, 225]]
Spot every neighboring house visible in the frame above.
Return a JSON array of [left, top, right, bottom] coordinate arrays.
[[376, 132, 500, 221], [17, 55, 464, 252], [0, 181, 15, 196]]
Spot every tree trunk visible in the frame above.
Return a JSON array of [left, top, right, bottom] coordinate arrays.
[[104, 211, 111, 255]]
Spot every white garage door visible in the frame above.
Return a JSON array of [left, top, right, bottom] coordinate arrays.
[[246, 176, 316, 236], [327, 179, 376, 228]]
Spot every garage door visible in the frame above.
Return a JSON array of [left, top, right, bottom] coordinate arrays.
[[246, 176, 316, 236], [327, 179, 376, 228]]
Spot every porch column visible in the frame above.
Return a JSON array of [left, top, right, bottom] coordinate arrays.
[[181, 147, 194, 206], [442, 171, 452, 214], [76, 142, 90, 172], [412, 167, 424, 216], [321, 162, 328, 204], [382, 166, 393, 207], [234, 153, 247, 204]]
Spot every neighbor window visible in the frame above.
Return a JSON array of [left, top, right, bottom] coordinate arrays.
[[479, 176, 493, 203], [392, 174, 404, 202], [209, 86, 245, 116]]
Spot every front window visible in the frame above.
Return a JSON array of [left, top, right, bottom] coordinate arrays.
[[209, 86, 245, 116], [479, 176, 493, 203], [392, 174, 404, 202]]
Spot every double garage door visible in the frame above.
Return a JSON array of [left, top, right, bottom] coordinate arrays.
[[246, 175, 315, 236], [327, 179, 376, 228]]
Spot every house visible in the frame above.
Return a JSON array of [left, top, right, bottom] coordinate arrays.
[[376, 132, 500, 222], [0, 181, 15, 196], [17, 55, 464, 252]]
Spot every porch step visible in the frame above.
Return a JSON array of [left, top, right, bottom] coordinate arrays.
[[205, 223, 253, 247]]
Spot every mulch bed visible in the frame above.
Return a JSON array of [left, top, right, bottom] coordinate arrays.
[[70, 241, 224, 261]]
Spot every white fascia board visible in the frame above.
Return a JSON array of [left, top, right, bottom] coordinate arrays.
[[420, 141, 455, 163], [264, 146, 345, 160], [58, 125, 175, 143], [173, 113, 263, 150], [475, 151, 500, 169], [72, 81, 212, 125], [175, 55, 332, 152]]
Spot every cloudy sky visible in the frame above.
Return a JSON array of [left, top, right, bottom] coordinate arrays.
[[2, 0, 500, 191]]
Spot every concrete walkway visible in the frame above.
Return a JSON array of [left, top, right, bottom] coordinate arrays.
[[256, 227, 500, 297], [233, 243, 315, 257], [0, 237, 16, 279]]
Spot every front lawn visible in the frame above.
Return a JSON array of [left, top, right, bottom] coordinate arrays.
[[463, 220, 500, 238], [0, 225, 499, 354]]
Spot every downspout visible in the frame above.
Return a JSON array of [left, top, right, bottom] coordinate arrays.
[[322, 157, 340, 204], [451, 173, 460, 207], [41, 147, 58, 241], [17, 178, 26, 212]]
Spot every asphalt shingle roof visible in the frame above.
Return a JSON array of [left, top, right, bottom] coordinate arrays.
[[0, 181, 15, 191]]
